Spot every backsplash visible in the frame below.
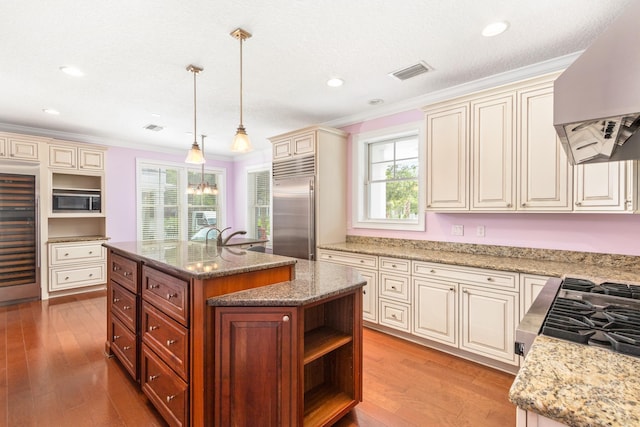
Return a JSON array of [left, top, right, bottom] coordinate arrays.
[[345, 235, 640, 270]]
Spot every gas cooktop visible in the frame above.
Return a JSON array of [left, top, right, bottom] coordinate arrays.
[[541, 277, 640, 357]]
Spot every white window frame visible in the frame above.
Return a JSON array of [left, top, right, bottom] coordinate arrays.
[[246, 163, 272, 248], [136, 158, 227, 241], [351, 122, 425, 231]]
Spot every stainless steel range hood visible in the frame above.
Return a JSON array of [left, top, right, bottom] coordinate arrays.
[[554, 2, 640, 165]]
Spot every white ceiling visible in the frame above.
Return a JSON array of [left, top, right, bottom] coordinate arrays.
[[0, 0, 634, 158]]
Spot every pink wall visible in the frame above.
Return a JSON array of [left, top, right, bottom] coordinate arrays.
[[341, 110, 640, 257], [105, 146, 234, 242]]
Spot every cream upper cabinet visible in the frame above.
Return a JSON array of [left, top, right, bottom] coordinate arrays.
[[425, 103, 469, 210], [517, 83, 572, 211], [574, 160, 636, 212], [49, 142, 105, 170], [0, 133, 41, 162], [272, 131, 316, 161], [471, 92, 516, 210]]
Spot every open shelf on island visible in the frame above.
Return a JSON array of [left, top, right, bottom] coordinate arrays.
[[304, 384, 355, 427], [304, 326, 352, 364]]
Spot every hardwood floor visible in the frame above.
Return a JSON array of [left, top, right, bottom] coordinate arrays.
[[0, 291, 515, 426]]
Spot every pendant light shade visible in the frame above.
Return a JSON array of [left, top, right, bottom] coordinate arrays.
[[185, 65, 206, 164], [187, 135, 218, 196], [230, 28, 253, 153]]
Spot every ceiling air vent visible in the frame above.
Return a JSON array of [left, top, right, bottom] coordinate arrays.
[[389, 61, 433, 81], [143, 124, 164, 132]]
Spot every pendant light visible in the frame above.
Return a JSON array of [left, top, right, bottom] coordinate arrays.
[[230, 28, 253, 153], [187, 135, 218, 195], [185, 64, 206, 164]]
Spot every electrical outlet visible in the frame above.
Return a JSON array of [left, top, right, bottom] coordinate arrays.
[[476, 225, 485, 237], [451, 225, 464, 236]]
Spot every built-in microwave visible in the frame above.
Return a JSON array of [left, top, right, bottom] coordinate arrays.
[[52, 189, 101, 213]]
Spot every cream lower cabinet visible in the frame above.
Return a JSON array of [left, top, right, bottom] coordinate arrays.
[[520, 274, 551, 320], [412, 261, 519, 366], [48, 240, 106, 291], [378, 257, 412, 332], [317, 249, 378, 322]]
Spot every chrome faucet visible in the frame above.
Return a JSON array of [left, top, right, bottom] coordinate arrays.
[[204, 227, 221, 247], [220, 229, 247, 246]]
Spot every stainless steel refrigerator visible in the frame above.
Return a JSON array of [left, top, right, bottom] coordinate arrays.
[[272, 175, 315, 259]]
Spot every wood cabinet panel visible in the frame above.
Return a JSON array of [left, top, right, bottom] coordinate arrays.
[[214, 307, 296, 427], [142, 301, 189, 380], [110, 315, 138, 380], [110, 281, 137, 330], [110, 252, 138, 293]]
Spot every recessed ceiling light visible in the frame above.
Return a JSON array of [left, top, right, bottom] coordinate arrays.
[[327, 78, 344, 87], [368, 99, 384, 106], [482, 21, 509, 37], [42, 108, 60, 115], [150, 112, 161, 117], [59, 66, 85, 77]]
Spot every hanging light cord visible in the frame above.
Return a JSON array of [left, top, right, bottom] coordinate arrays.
[[239, 35, 244, 127], [193, 69, 198, 144]]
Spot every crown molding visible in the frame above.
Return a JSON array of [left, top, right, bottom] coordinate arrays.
[[323, 51, 582, 129]]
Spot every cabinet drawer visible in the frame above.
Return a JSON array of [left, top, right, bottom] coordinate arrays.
[[379, 257, 410, 274], [142, 266, 189, 326], [317, 249, 378, 269], [142, 301, 189, 380], [110, 252, 138, 293], [110, 316, 137, 380], [379, 273, 410, 302], [110, 281, 137, 331], [49, 241, 105, 265], [412, 261, 517, 290], [379, 299, 411, 332], [141, 344, 188, 427], [49, 264, 105, 291]]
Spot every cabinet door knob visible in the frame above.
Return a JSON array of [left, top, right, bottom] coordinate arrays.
[[88, 251, 93, 254], [575, 201, 582, 206], [449, 287, 455, 292], [391, 314, 398, 319], [391, 264, 397, 268], [113, 335, 121, 341], [148, 283, 159, 289], [430, 269, 436, 274], [507, 203, 512, 208], [359, 260, 364, 263], [113, 298, 120, 303], [282, 315, 290, 322], [89, 273, 93, 277], [123, 271, 130, 277], [463, 289, 469, 294], [148, 375, 159, 382], [166, 339, 176, 346], [486, 277, 495, 282], [521, 203, 526, 207], [363, 289, 367, 295], [166, 293, 177, 300], [123, 346, 131, 351], [122, 305, 131, 310], [391, 286, 397, 290], [64, 253, 69, 256], [148, 325, 159, 331], [64, 276, 69, 281], [166, 395, 176, 403], [113, 266, 119, 272]]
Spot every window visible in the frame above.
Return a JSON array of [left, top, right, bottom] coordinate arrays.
[[137, 160, 225, 241], [352, 122, 425, 231], [247, 168, 271, 243]]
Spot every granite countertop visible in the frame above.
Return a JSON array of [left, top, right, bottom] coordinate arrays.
[[509, 335, 640, 427], [222, 236, 268, 247], [208, 260, 366, 307], [48, 235, 110, 244], [103, 240, 295, 280], [319, 241, 640, 282]]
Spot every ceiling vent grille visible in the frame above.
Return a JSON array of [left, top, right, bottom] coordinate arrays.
[[143, 124, 164, 132], [389, 61, 433, 81]]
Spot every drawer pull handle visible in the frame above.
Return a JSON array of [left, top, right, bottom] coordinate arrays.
[[89, 251, 93, 254], [148, 284, 159, 289], [282, 315, 290, 322], [148, 325, 159, 331], [166, 395, 176, 403], [113, 298, 120, 303], [359, 260, 364, 263], [430, 269, 436, 273], [123, 346, 131, 351], [486, 277, 495, 282], [391, 286, 397, 290], [89, 273, 93, 277], [149, 375, 159, 382], [123, 272, 130, 277], [328, 255, 332, 258], [64, 253, 69, 256], [166, 339, 176, 346], [392, 264, 397, 268], [122, 305, 131, 310], [391, 314, 398, 319], [167, 293, 177, 300], [64, 276, 69, 281], [113, 266, 119, 272], [113, 335, 121, 341]]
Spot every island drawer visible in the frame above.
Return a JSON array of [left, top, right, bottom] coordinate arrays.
[[142, 266, 189, 327], [141, 344, 188, 427], [110, 315, 137, 381], [317, 249, 378, 269], [110, 251, 138, 293], [142, 301, 189, 381], [110, 280, 137, 331]]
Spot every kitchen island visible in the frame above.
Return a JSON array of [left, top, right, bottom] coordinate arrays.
[[104, 240, 364, 427]]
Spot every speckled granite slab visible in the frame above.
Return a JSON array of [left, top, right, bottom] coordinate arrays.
[[509, 335, 640, 427], [319, 238, 640, 282], [48, 235, 109, 243], [208, 260, 366, 306]]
